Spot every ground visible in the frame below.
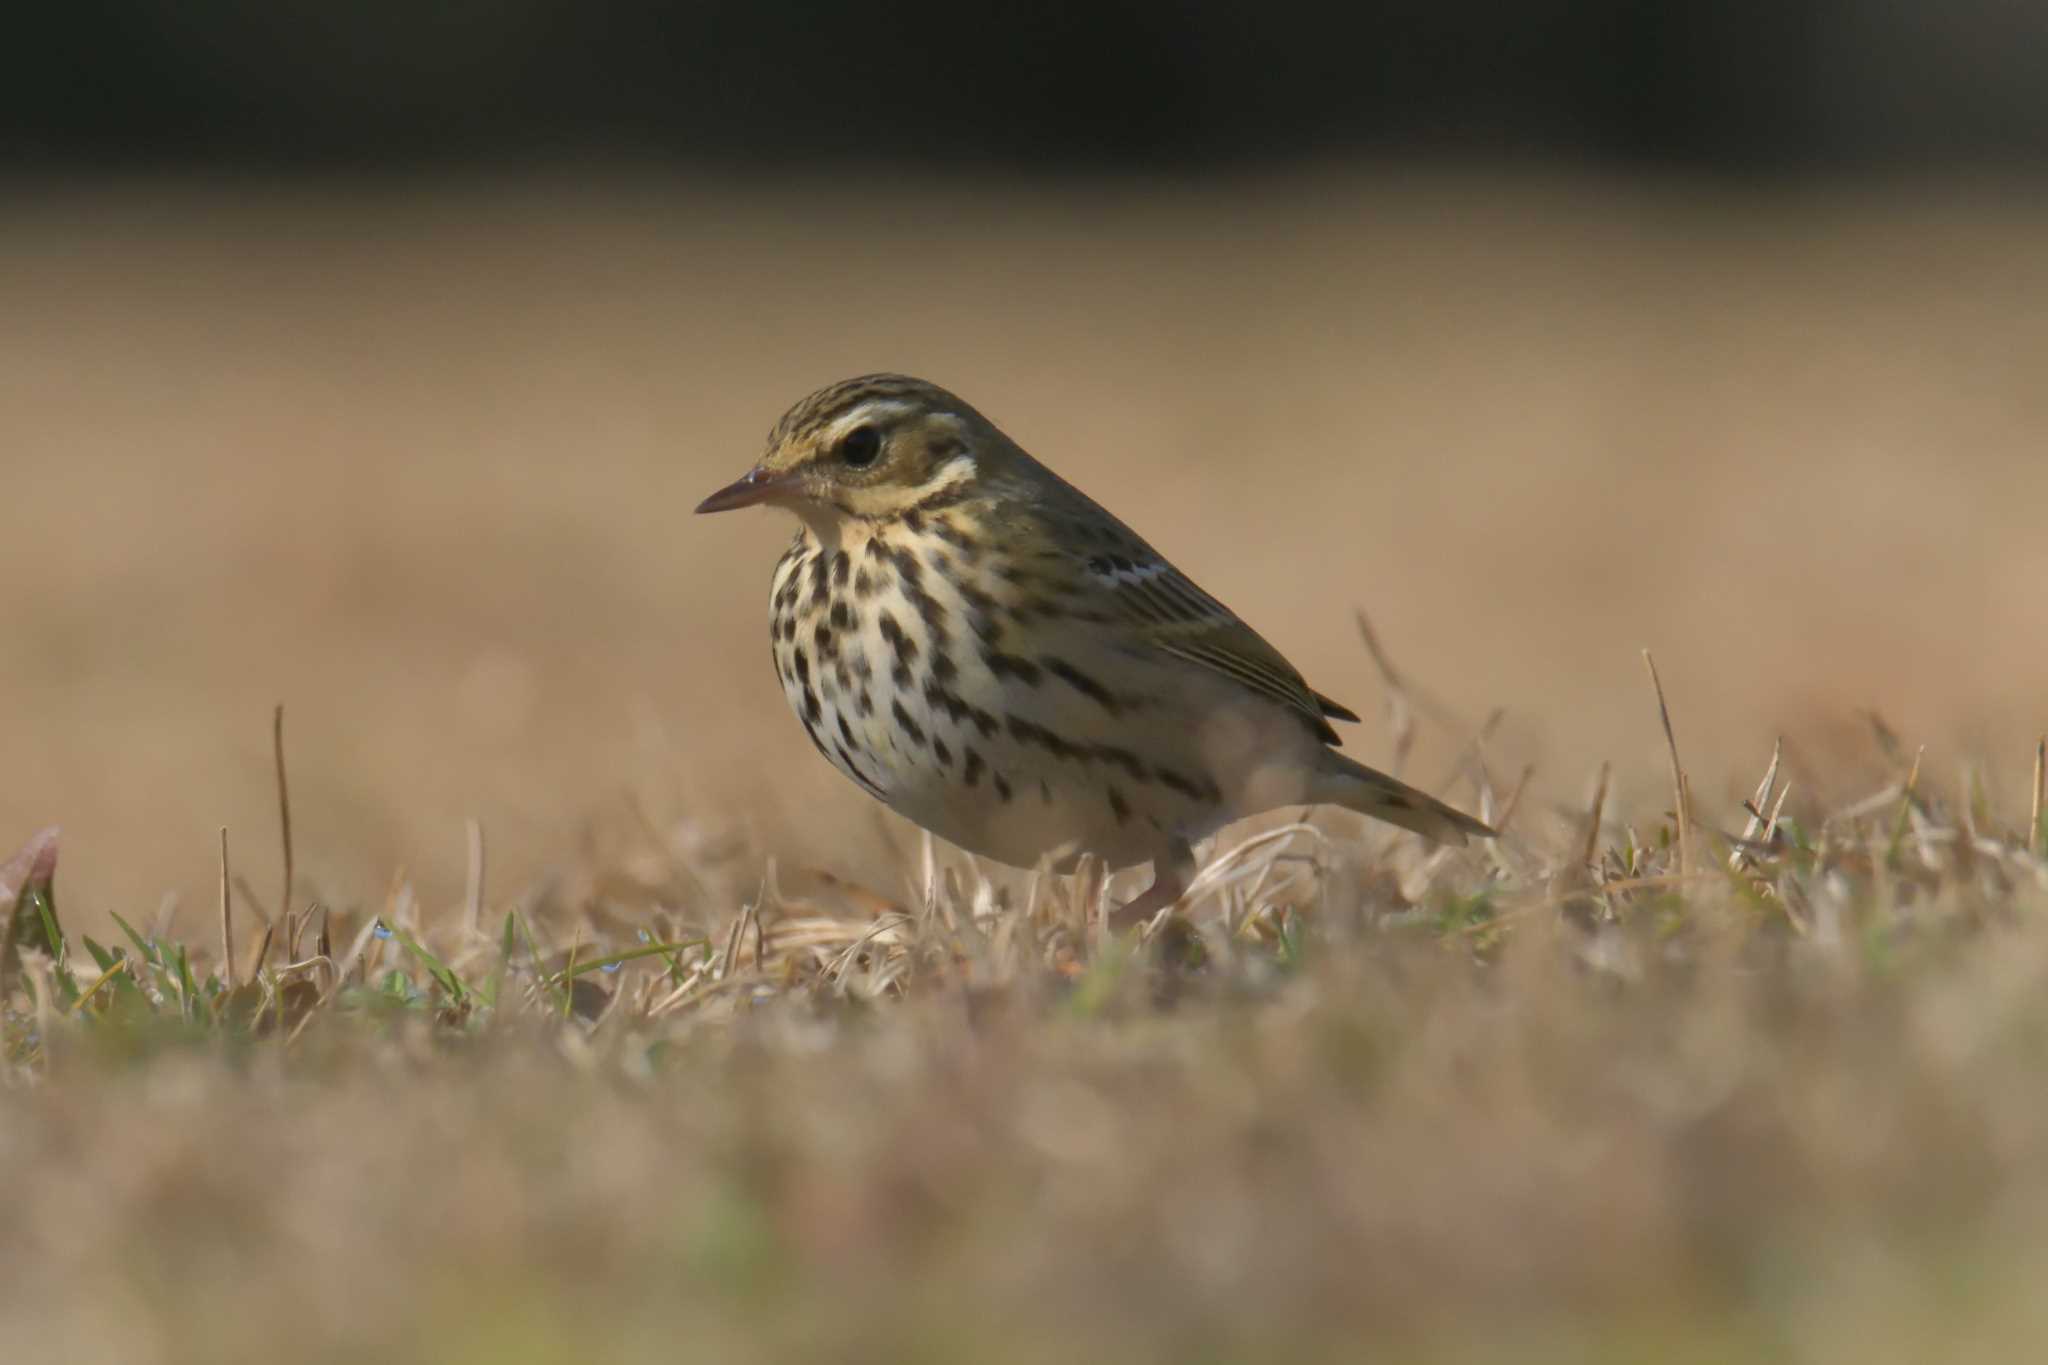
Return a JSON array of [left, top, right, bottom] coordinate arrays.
[[2, 169, 2046, 1362]]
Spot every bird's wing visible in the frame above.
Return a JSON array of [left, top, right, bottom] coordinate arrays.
[[1069, 543, 1355, 746]]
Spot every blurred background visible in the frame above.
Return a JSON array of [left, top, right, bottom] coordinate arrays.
[[4, 1, 2046, 919]]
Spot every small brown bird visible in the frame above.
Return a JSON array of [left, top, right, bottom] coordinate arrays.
[[697, 375, 1490, 927]]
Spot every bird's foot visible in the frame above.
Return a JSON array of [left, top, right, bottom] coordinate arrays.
[[1106, 836, 1196, 934]]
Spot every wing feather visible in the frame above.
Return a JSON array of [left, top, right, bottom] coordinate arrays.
[[1017, 456, 1361, 746], [1071, 543, 1352, 746]]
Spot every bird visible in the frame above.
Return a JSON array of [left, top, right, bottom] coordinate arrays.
[[696, 374, 1492, 929]]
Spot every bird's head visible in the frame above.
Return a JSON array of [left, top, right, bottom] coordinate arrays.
[[696, 375, 1001, 530]]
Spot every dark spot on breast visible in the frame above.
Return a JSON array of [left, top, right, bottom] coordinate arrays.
[[854, 568, 879, 599], [961, 748, 985, 787], [890, 698, 925, 746], [802, 685, 822, 725], [935, 519, 981, 563], [834, 661, 852, 692], [929, 648, 958, 684], [985, 651, 1043, 686], [888, 544, 923, 589], [907, 583, 948, 639], [923, 679, 960, 723], [829, 601, 854, 630], [813, 623, 835, 657], [957, 582, 1003, 645], [831, 554, 850, 586], [838, 714, 856, 746], [809, 555, 833, 608], [932, 735, 952, 766], [1107, 787, 1131, 824], [902, 510, 924, 534], [879, 612, 916, 663], [793, 650, 811, 686], [1042, 657, 1118, 713], [1153, 766, 1216, 803], [992, 772, 1013, 803], [1092, 744, 1147, 781], [1006, 714, 1079, 762], [858, 689, 874, 716]]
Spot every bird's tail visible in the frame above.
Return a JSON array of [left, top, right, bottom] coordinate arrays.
[[1308, 752, 1495, 845]]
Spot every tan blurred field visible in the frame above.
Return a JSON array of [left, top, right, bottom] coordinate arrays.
[[6, 168, 2045, 918], [6, 170, 2048, 1363]]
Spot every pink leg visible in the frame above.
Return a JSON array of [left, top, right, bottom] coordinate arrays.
[[1108, 836, 1196, 932]]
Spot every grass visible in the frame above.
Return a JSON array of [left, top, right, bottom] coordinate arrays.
[[7, 657, 2048, 1364], [6, 171, 2048, 1361]]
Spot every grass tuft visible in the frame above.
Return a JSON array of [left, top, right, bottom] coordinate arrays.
[[7, 674, 2048, 1363]]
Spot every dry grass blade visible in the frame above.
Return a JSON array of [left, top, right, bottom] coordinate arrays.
[[333, 911, 382, 988], [1731, 739, 1782, 871], [918, 829, 945, 930], [1353, 607, 1417, 776], [1834, 781, 1906, 825], [718, 899, 750, 979], [2033, 736, 2045, 855], [1492, 762, 1536, 840], [218, 826, 236, 991], [272, 703, 293, 966], [1641, 650, 1691, 880], [1764, 777, 1792, 848], [1579, 761, 1611, 875], [1886, 746, 1926, 863], [245, 921, 275, 984], [464, 819, 486, 938], [1183, 824, 1328, 905]]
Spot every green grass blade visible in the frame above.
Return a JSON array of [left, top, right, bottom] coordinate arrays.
[[554, 940, 708, 984], [107, 910, 158, 964], [389, 927, 465, 1004], [80, 934, 121, 974]]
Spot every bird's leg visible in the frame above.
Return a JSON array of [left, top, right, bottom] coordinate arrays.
[[1108, 835, 1196, 932]]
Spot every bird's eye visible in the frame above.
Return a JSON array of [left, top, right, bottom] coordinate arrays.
[[839, 426, 882, 468]]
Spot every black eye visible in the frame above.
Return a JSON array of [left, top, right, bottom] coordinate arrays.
[[839, 425, 881, 468]]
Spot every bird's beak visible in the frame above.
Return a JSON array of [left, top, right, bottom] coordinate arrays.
[[694, 466, 802, 514]]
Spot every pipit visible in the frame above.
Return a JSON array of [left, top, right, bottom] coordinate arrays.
[[697, 375, 1491, 928]]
